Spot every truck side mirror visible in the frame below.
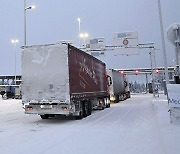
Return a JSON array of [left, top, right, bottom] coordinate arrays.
[[107, 75, 112, 86], [124, 81, 128, 87]]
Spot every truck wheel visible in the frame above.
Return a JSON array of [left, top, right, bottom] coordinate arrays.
[[115, 95, 120, 103], [75, 101, 84, 120], [105, 98, 110, 108], [83, 101, 88, 117], [102, 99, 106, 110], [88, 101, 92, 115], [40, 115, 49, 119], [106, 102, 110, 108], [2, 94, 7, 100], [75, 111, 83, 120], [101, 106, 105, 110]]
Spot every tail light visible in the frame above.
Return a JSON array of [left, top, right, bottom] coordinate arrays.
[[62, 106, 68, 111], [99, 100, 103, 104], [26, 106, 33, 111]]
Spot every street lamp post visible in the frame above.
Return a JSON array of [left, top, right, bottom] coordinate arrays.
[[24, 0, 26, 46], [24, 0, 35, 46], [174, 26, 180, 76], [157, 0, 169, 86], [11, 39, 19, 85], [77, 17, 81, 47], [77, 18, 81, 35]]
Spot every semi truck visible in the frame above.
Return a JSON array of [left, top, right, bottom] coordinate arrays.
[[106, 69, 130, 102], [21, 43, 110, 119]]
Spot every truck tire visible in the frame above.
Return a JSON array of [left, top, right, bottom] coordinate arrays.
[[105, 98, 110, 108], [106, 102, 110, 108], [115, 95, 120, 103], [83, 101, 88, 117], [101, 106, 105, 110], [40, 115, 49, 119], [2, 94, 7, 100], [75, 101, 84, 120], [75, 111, 83, 120], [88, 101, 92, 115]]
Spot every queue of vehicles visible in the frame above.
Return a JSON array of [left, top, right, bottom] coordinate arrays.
[[0, 42, 130, 119], [21, 43, 130, 119]]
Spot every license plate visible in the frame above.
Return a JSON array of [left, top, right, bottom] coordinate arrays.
[[40, 105, 53, 109]]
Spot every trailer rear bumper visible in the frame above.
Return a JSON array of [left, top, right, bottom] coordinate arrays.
[[24, 104, 75, 116]]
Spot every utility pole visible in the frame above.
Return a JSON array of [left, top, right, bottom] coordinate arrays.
[[158, 0, 169, 87]]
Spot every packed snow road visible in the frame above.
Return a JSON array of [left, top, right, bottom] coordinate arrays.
[[0, 94, 180, 154]]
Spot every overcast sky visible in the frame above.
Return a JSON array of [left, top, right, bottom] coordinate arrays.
[[0, 0, 180, 77]]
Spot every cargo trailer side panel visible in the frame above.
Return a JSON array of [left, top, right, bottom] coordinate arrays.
[[68, 45, 107, 100], [112, 70, 125, 95], [107, 69, 125, 96], [22, 44, 70, 104]]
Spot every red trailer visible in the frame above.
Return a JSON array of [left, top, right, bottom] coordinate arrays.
[[22, 43, 110, 119]]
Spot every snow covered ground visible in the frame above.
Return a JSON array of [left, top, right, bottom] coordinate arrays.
[[0, 94, 180, 154]]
